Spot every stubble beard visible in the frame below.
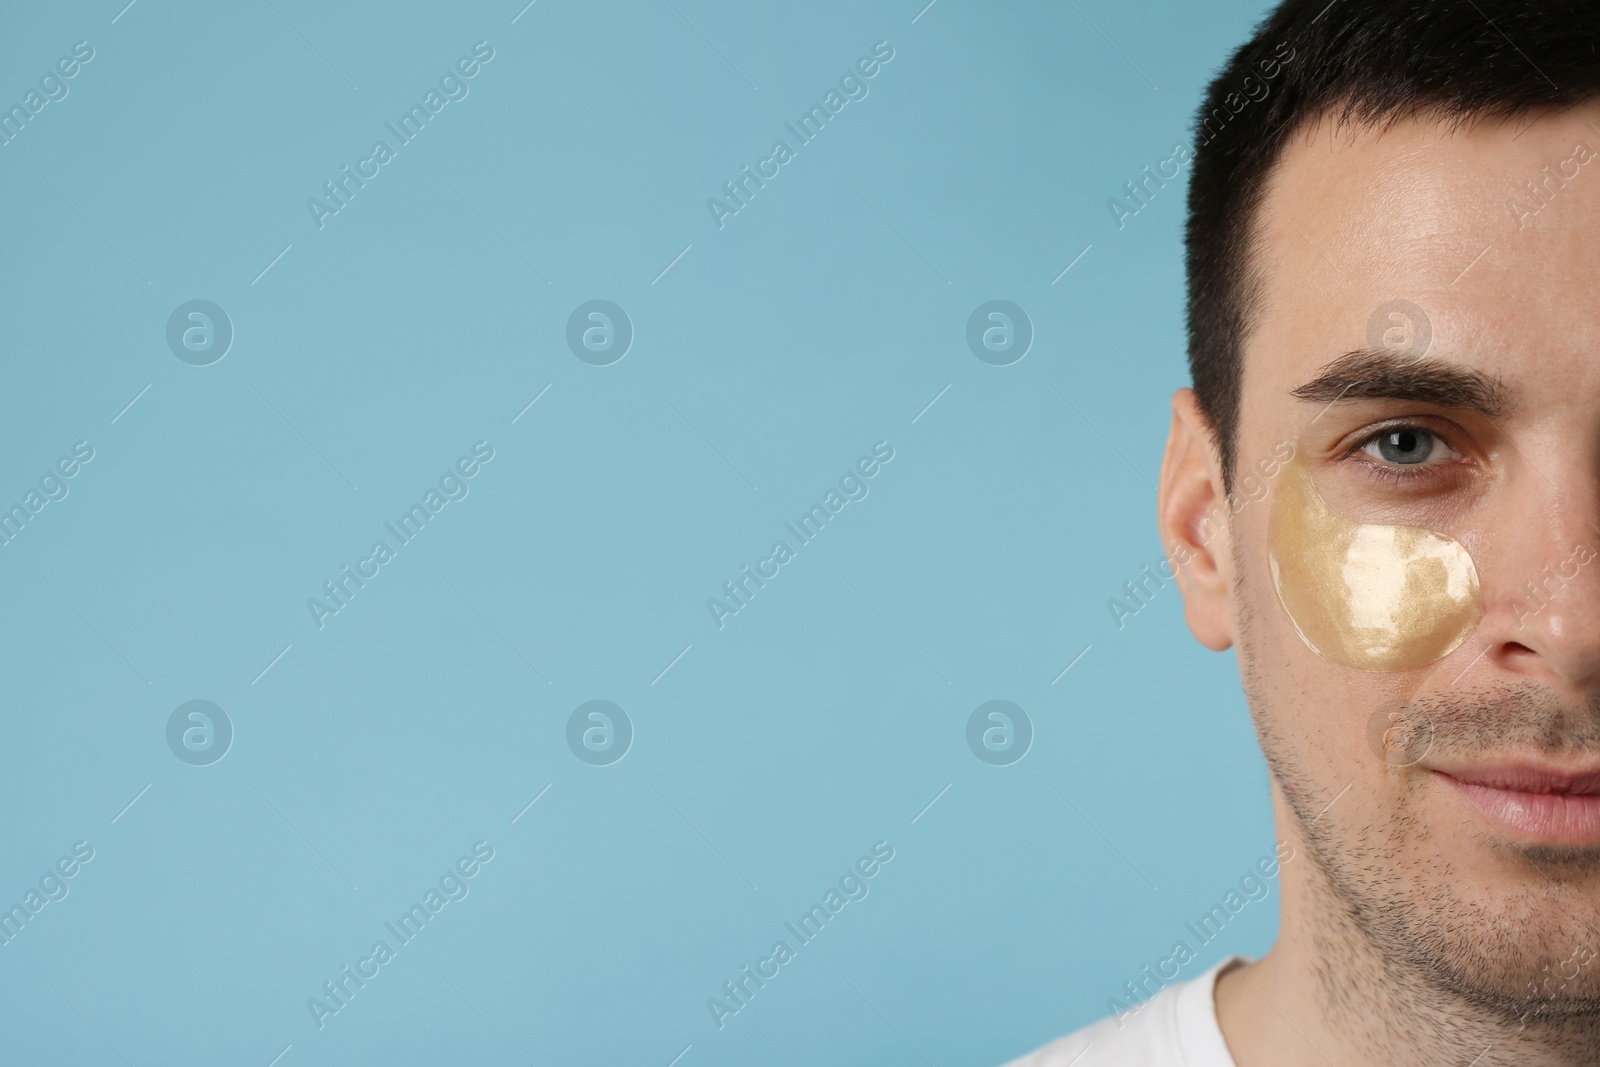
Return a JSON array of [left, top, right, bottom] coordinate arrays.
[[1233, 582, 1600, 1057]]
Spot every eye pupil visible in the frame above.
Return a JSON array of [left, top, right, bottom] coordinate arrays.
[[1377, 429, 1431, 464]]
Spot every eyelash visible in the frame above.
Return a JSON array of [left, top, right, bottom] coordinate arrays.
[[1345, 424, 1460, 486]]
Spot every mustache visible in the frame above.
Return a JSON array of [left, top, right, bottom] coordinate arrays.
[[1372, 682, 1600, 767]]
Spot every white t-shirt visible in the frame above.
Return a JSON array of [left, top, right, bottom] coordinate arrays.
[[1000, 956, 1244, 1066]]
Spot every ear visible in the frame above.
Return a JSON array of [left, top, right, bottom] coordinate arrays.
[[1157, 388, 1236, 652]]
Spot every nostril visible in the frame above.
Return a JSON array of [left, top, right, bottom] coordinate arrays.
[[1495, 640, 1546, 672]]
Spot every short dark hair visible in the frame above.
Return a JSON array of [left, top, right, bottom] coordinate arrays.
[[1185, 0, 1600, 491]]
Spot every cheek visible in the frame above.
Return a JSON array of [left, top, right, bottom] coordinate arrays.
[[1229, 447, 1495, 856], [1233, 489, 1424, 801]]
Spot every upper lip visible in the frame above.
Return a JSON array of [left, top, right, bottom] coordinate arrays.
[[1433, 762, 1600, 796]]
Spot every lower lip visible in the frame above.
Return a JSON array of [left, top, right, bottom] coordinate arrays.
[[1442, 774, 1600, 843]]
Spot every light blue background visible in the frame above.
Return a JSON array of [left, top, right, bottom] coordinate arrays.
[[0, 1, 1278, 1063]]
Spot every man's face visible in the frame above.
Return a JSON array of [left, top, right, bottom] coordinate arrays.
[[1228, 102, 1600, 1013]]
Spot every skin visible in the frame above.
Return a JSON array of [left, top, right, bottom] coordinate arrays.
[[1158, 101, 1600, 1066]]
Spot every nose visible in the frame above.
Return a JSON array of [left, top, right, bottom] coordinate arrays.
[[1473, 478, 1600, 690]]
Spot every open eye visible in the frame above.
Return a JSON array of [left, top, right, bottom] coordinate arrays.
[[1361, 427, 1443, 466]]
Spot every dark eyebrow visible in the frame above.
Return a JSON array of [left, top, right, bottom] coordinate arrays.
[[1290, 348, 1513, 418]]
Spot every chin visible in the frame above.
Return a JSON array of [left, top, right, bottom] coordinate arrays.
[[1374, 790, 1600, 1013]]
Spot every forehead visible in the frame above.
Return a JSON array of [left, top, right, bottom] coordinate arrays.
[[1240, 103, 1600, 430]]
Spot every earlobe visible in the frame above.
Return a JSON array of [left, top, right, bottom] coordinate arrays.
[[1158, 388, 1237, 652]]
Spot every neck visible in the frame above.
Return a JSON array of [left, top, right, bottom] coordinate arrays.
[[1216, 817, 1600, 1066]]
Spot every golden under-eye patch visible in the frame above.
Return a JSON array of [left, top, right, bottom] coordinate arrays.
[[1267, 446, 1482, 671]]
